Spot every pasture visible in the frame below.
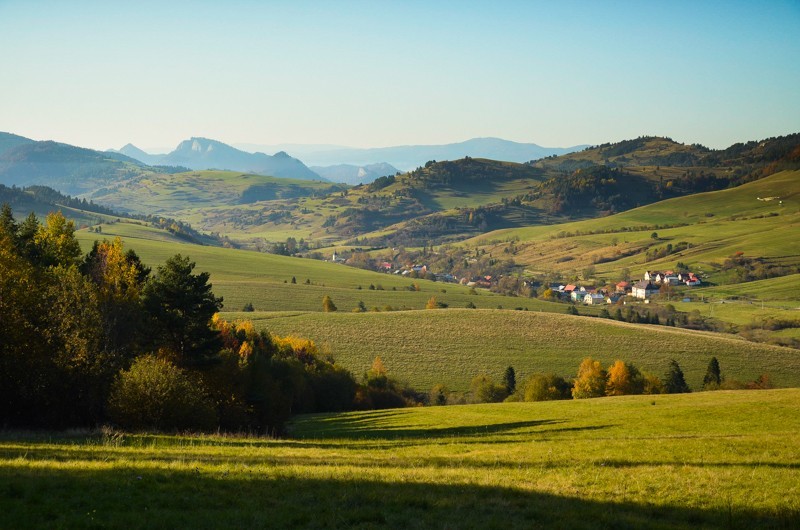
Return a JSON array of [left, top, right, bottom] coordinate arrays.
[[75, 222, 569, 313], [1, 390, 798, 528], [235, 309, 800, 392]]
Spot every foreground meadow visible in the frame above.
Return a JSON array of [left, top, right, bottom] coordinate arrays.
[[1, 390, 798, 529]]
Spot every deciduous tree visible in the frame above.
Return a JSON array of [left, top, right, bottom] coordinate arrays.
[[572, 358, 607, 399]]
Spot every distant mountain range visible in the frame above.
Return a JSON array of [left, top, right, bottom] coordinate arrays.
[[310, 162, 400, 185], [114, 137, 323, 181], [234, 137, 589, 170]]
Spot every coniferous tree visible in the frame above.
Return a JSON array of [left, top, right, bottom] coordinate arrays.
[[503, 366, 516, 394], [142, 254, 223, 366], [664, 359, 691, 393], [703, 357, 722, 389]]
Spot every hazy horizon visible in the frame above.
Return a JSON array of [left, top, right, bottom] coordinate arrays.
[[1, 1, 798, 152]]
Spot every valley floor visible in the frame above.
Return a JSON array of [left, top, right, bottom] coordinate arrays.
[[1, 389, 798, 529]]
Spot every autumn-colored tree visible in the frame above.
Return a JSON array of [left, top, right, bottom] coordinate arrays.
[[34, 211, 82, 268], [426, 296, 438, 309], [322, 295, 337, 312], [82, 238, 151, 356], [606, 360, 644, 396], [642, 372, 665, 394], [429, 383, 449, 406], [571, 358, 607, 399]]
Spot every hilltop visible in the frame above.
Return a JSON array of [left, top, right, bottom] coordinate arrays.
[[160, 138, 323, 181]]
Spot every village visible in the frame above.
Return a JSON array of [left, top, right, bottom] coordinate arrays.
[[329, 250, 702, 305]]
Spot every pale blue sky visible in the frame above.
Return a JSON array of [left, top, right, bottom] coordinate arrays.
[[1, 0, 798, 151]]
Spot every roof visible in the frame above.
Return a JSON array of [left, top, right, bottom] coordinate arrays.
[[633, 280, 657, 289]]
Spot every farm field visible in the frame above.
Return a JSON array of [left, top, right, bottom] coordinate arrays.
[[1, 389, 798, 528], [235, 309, 800, 392]]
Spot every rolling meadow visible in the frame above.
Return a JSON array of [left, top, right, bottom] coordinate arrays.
[[1, 390, 798, 528]]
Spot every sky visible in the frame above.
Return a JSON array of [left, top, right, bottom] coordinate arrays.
[[1, 0, 799, 152]]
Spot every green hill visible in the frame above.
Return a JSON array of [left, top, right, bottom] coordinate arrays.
[[0, 140, 156, 196], [88, 169, 343, 216], [240, 308, 800, 392], [468, 170, 799, 276]]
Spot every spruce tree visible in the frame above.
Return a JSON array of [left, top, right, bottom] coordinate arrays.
[[664, 359, 690, 393], [503, 366, 516, 394], [703, 357, 722, 389]]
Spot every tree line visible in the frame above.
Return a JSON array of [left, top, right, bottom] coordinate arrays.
[[0, 205, 419, 434], [431, 356, 772, 405]]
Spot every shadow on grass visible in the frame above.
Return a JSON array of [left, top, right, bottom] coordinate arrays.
[[290, 411, 589, 441], [1, 466, 797, 529]]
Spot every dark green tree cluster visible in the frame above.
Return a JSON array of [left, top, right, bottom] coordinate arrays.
[[0, 205, 375, 433]]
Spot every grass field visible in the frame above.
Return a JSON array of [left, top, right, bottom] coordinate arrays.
[[233, 309, 800, 392], [76, 221, 578, 314], [2, 389, 798, 528]]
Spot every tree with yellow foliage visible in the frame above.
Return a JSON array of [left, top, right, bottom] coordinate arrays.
[[606, 360, 644, 396], [571, 358, 607, 399]]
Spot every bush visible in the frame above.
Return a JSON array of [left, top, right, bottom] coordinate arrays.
[[429, 383, 449, 406], [523, 373, 571, 402], [470, 374, 509, 403], [107, 355, 217, 432]]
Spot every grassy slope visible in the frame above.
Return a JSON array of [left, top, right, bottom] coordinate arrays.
[[468, 170, 799, 273], [2, 390, 798, 528], [461, 171, 800, 341], [75, 222, 561, 313], [77, 221, 799, 391], [238, 309, 800, 392]]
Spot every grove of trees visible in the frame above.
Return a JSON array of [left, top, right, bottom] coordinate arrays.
[[0, 205, 414, 434]]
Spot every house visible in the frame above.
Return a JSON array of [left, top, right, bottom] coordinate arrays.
[[631, 280, 659, 299], [571, 290, 585, 302], [685, 274, 701, 286], [563, 284, 577, 293], [644, 271, 658, 282], [607, 293, 624, 304], [615, 281, 630, 292], [584, 293, 605, 305]]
